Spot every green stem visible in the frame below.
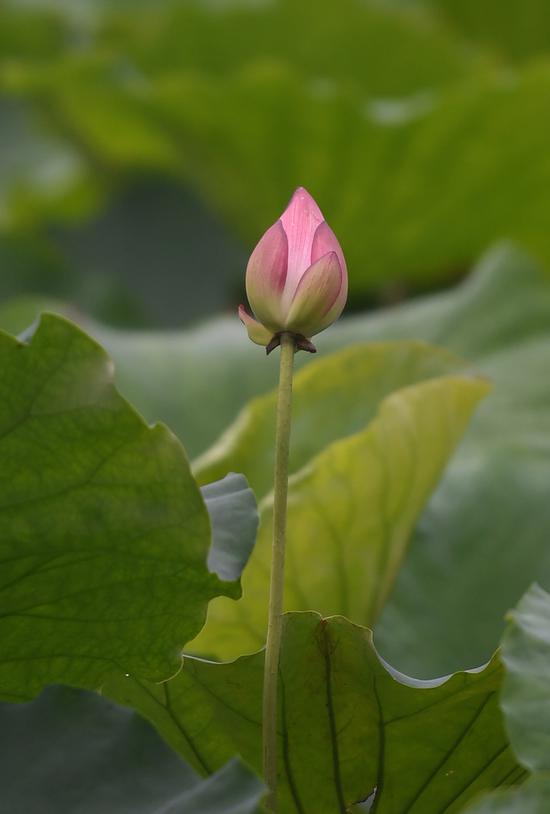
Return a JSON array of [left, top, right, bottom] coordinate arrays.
[[262, 332, 295, 811]]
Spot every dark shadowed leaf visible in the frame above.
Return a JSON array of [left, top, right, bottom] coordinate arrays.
[[0, 685, 264, 814], [500, 584, 550, 773], [462, 584, 550, 812], [202, 473, 258, 582]]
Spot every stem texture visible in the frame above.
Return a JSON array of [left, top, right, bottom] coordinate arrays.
[[262, 332, 295, 811]]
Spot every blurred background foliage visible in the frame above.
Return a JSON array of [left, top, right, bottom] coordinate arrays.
[[2, 0, 550, 326]]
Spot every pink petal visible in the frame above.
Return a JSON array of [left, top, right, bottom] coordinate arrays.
[[311, 220, 347, 279], [284, 252, 345, 338], [245, 220, 288, 331], [311, 222, 348, 325], [238, 305, 274, 346], [280, 187, 325, 301], [318, 268, 348, 333]]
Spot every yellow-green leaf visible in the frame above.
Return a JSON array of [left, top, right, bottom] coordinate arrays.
[[193, 372, 488, 660]]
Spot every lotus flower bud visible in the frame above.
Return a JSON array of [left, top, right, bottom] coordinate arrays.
[[239, 187, 348, 353]]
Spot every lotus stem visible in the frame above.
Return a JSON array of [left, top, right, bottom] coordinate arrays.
[[262, 331, 295, 811]]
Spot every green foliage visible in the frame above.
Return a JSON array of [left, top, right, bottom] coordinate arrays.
[[0, 313, 249, 700], [194, 341, 467, 497], [3, 246, 550, 680], [0, 684, 264, 814], [17, 244, 542, 677], [463, 778, 550, 814], [0, 243, 535, 463], [1, 245, 550, 809], [188, 246, 550, 676], [3, 2, 550, 803], [462, 584, 550, 812], [369, 248, 550, 676], [426, 0, 550, 62], [105, 0, 471, 93], [123, 62, 550, 290], [4, 0, 550, 310], [500, 585, 550, 773], [193, 356, 488, 659], [107, 613, 519, 814]]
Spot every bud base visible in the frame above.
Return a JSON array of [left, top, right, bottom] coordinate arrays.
[[265, 332, 317, 356]]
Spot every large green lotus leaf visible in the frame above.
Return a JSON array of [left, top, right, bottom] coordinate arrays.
[[500, 584, 550, 774], [370, 250, 550, 676], [0, 298, 274, 459], [0, 313, 243, 702], [193, 374, 488, 660], [194, 341, 466, 497], [461, 584, 550, 813], [0, 684, 264, 814], [107, 613, 520, 814]]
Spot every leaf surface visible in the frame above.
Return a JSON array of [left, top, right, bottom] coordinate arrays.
[[0, 684, 264, 814], [4, 248, 550, 678], [424, 0, 550, 62], [0, 314, 240, 701], [190, 246, 550, 676], [193, 371, 488, 659], [107, 612, 519, 814], [500, 584, 550, 773], [463, 777, 550, 814], [202, 472, 258, 582], [194, 341, 466, 497], [462, 584, 550, 812]]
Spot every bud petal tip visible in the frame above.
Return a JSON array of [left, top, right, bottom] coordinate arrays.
[[238, 305, 274, 347]]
